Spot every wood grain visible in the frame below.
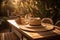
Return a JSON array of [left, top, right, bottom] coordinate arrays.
[[0, 32, 19, 40]]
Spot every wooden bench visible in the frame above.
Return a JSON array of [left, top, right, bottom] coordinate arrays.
[[0, 32, 20, 40]]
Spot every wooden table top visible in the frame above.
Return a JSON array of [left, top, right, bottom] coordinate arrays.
[[7, 20, 60, 40]]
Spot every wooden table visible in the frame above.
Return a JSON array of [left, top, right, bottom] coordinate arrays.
[[7, 20, 60, 40]]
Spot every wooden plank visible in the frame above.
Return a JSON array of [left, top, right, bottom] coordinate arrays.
[[12, 28, 21, 39], [0, 32, 20, 40]]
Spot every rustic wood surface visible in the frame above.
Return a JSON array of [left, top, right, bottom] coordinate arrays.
[[0, 32, 19, 40], [7, 20, 60, 40]]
